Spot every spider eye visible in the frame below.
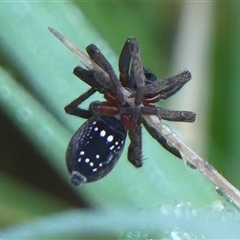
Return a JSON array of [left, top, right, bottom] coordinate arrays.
[[143, 68, 157, 84], [128, 67, 157, 90]]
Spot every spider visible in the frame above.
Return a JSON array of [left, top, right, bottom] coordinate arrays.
[[49, 28, 196, 186]]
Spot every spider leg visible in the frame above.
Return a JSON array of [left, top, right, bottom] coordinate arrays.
[[143, 70, 191, 100], [118, 38, 146, 167], [128, 38, 145, 110], [127, 125, 143, 167], [118, 38, 131, 87], [73, 47, 113, 91], [64, 87, 96, 119], [142, 120, 182, 159], [86, 44, 125, 105], [139, 107, 196, 122], [73, 66, 106, 93], [159, 83, 187, 100]]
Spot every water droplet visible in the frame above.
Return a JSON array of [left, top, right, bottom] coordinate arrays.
[[215, 186, 224, 196], [210, 200, 225, 211], [125, 230, 149, 240], [163, 123, 172, 133], [171, 230, 182, 240], [170, 229, 200, 240], [174, 206, 183, 218], [160, 204, 171, 216], [186, 161, 197, 169]]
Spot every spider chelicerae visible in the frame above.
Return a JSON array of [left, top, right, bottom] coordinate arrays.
[[49, 28, 196, 186]]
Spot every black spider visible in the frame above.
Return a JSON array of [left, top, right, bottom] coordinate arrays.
[[49, 28, 196, 186]]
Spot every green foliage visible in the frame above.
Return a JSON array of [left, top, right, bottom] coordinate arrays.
[[1, 1, 240, 238]]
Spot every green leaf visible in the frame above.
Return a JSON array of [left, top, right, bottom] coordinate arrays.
[[0, 1, 221, 207], [0, 1, 239, 238], [1, 204, 240, 239]]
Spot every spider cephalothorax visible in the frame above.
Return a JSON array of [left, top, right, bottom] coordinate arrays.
[[49, 28, 196, 186]]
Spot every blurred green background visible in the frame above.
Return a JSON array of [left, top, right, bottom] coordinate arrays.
[[1, 1, 240, 238]]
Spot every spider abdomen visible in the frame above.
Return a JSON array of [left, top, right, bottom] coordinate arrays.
[[66, 115, 127, 186]]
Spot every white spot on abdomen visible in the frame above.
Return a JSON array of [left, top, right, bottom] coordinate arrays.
[[100, 130, 106, 137], [107, 135, 114, 142]]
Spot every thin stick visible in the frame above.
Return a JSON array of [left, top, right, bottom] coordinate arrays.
[[49, 27, 240, 209], [48, 27, 108, 78], [143, 112, 240, 209]]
